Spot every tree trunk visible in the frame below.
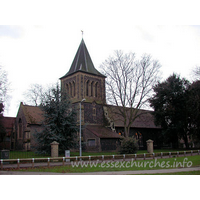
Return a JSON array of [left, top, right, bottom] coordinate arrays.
[[183, 135, 189, 149], [124, 126, 130, 137]]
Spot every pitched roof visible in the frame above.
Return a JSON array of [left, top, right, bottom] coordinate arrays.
[[105, 105, 160, 129], [60, 39, 105, 79], [85, 125, 121, 138], [21, 103, 44, 124]]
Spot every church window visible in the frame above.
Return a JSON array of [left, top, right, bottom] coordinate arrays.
[[69, 82, 72, 97], [86, 80, 89, 96], [18, 118, 23, 139], [95, 82, 98, 97], [66, 84, 69, 95], [88, 139, 96, 147], [73, 81, 76, 97], [91, 81, 94, 96], [93, 108, 96, 116]]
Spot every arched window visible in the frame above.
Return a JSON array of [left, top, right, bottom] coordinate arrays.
[[73, 81, 76, 97], [95, 82, 98, 97], [86, 80, 89, 96], [91, 81, 94, 97], [66, 84, 69, 95], [18, 118, 22, 139], [69, 82, 72, 97]]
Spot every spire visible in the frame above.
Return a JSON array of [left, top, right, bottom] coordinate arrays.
[[60, 39, 105, 79]]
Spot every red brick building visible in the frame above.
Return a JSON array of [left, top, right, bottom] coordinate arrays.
[[12, 38, 162, 151], [0, 116, 15, 150]]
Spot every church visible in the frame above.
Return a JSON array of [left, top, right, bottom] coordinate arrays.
[[12, 38, 162, 152]]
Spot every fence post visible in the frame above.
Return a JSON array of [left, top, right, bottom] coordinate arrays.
[[32, 158, 34, 168], [112, 155, 115, 161], [161, 152, 163, 158], [102, 155, 104, 162], [177, 151, 179, 157], [89, 156, 91, 161], [0, 159, 3, 170], [63, 157, 65, 166], [184, 151, 186, 156], [153, 153, 155, 159], [169, 152, 171, 158], [17, 159, 20, 169], [144, 153, 146, 160], [47, 158, 50, 168], [191, 150, 193, 156], [198, 150, 200, 155], [123, 154, 125, 161], [134, 154, 137, 161]]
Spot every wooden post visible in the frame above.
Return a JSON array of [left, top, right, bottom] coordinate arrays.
[[161, 152, 163, 158], [63, 157, 65, 166], [123, 154, 125, 161], [177, 151, 179, 157], [144, 153, 146, 160], [169, 152, 171, 158], [134, 154, 137, 161]]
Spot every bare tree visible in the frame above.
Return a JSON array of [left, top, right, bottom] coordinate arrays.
[[101, 50, 161, 137], [0, 66, 10, 109], [23, 83, 45, 106], [192, 66, 200, 80]]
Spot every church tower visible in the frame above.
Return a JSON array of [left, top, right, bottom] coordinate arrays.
[[60, 39, 106, 125]]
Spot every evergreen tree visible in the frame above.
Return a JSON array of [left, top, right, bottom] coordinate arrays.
[[149, 74, 190, 148], [187, 80, 200, 142], [35, 84, 78, 155]]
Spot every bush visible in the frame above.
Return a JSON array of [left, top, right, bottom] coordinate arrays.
[[119, 136, 139, 154]]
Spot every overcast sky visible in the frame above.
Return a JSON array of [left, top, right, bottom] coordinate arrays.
[[1, 1, 200, 117]]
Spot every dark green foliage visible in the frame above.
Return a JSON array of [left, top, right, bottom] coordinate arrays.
[[35, 84, 78, 155], [187, 80, 200, 142], [119, 136, 139, 154], [149, 74, 191, 148]]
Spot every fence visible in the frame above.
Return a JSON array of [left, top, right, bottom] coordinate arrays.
[[1, 149, 200, 170]]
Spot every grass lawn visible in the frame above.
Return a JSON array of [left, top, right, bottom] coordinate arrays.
[[9, 151, 49, 159], [15, 155, 200, 173], [9, 149, 189, 159]]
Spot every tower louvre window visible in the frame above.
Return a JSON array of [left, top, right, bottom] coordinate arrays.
[[95, 82, 98, 97], [86, 80, 89, 96], [91, 81, 94, 97]]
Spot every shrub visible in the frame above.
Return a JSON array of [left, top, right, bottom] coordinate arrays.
[[119, 136, 139, 154]]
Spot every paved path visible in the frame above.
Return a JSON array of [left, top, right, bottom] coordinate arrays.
[[1, 166, 200, 175]]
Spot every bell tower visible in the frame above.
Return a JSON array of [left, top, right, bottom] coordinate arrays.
[[60, 39, 106, 125]]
